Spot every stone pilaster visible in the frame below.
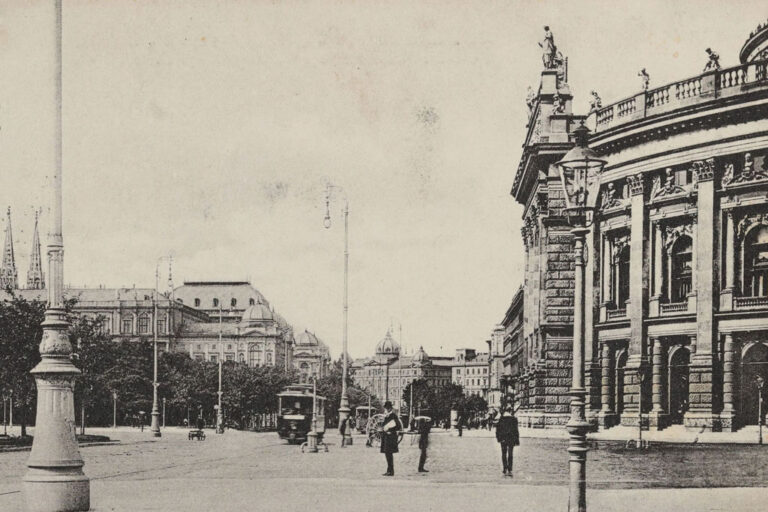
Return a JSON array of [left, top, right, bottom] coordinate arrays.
[[649, 222, 663, 316], [685, 159, 717, 430], [720, 210, 735, 310], [628, 173, 647, 358]]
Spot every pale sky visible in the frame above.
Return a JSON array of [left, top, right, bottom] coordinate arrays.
[[0, 1, 764, 359]]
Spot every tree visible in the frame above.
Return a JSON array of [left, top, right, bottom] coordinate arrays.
[[431, 383, 465, 423], [0, 294, 45, 436], [402, 379, 433, 417]]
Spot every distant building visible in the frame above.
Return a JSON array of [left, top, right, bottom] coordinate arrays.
[[351, 329, 453, 412], [451, 348, 489, 399], [292, 330, 332, 382]]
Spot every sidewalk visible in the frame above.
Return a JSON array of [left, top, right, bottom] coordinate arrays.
[[455, 424, 768, 444]]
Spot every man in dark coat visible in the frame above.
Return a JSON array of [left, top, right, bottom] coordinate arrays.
[[380, 401, 402, 476], [417, 418, 431, 473], [495, 403, 520, 476]]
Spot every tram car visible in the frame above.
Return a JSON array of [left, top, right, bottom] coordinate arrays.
[[276, 384, 326, 444]]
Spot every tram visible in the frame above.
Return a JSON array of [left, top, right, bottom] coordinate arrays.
[[276, 384, 326, 444]]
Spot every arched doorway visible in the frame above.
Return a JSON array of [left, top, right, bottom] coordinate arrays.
[[741, 343, 768, 426], [668, 347, 690, 424], [615, 350, 628, 417]]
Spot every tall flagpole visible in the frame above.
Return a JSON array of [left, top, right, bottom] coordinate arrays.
[[24, 2, 90, 510]]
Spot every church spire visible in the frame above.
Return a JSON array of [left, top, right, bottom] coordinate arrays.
[[0, 207, 18, 290], [26, 209, 45, 290]]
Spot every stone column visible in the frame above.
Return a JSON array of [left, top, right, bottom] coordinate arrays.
[[721, 334, 736, 431], [598, 342, 614, 428], [600, 235, 611, 322], [721, 211, 735, 310], [689, 217, 698, 311], [650, 223, 663, 316]]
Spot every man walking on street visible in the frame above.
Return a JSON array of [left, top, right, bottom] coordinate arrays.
[[496, 399, 520, 476], [380, 401, 401, 476], [417, 417, 431, 473]]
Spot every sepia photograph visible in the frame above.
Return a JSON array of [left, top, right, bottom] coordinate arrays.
[[0, 1, 767, 511]]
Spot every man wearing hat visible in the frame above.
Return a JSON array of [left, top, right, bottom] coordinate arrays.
[[495, 394, 520, 476], [380, 401, 402, 476]]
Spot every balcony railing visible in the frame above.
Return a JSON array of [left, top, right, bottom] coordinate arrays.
[[593, 59, 768, 133], [660, 301, 688, 314], [734, 296, 768, 309], [606, 308, 627, 320]]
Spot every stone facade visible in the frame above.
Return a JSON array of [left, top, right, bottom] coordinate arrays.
[[509, 20, 768, 432]]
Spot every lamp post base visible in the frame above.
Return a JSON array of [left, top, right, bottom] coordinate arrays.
[[306, 431, 319, 453], [566, 388, 590, 512], [24, 468, 90, 512], [150, 411, 161, 438], [216, 411, 224, 434]]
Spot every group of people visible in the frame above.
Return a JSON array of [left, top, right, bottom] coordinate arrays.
[[377, 395, 520, 477]]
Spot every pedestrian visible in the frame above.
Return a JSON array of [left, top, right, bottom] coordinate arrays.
[[417, 418, 431, 473], [496, 402, 520, 477], [340, 416, 349, 448], [380, 401, 402, 476], [457, 414, 463, 437], [196, 415, 205, 431]]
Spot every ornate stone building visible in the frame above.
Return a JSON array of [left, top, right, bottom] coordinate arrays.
[[351, 329, 453, 412], [451, 348, 490, 399], [510, 21, 768, 431], [292, 329, 332, 382]]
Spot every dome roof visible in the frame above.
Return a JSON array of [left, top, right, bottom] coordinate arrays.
[[240, 299, 273, 324], [296, 330, 320, 346], [375, 329, 400, 355], [412, 345, 428, 364]]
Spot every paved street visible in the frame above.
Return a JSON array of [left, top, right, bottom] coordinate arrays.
[[1, 427, 768, 511]]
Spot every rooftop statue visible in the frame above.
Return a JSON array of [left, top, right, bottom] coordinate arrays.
[[539, 26, 558, 69], [525, 86, 536, 116], [588, 91, 602, 113], [703, 48, 721, 72], [638, 68, 650, 91]]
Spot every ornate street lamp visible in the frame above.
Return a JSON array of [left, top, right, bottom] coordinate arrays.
[[556, 122, 606, 512], [324, 183, 352, 447], [23, 3, 91, 510]]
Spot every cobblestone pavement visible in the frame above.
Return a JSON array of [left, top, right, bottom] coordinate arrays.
[[1, 427, 767, 511]]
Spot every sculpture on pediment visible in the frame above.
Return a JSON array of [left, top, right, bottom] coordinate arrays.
[[588, 91, 602, 113], [737, 212, 768, 241], [664, 222, 693, 251], [651, 168, 685, 198], [724, 152, 768, 186], [552, 92, 566, 113], [600, 182, 622, 211], [526, 86, 536, 116]]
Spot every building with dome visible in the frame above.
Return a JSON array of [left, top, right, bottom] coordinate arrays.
[[350, 329, 453, 411], [508, 20, 768, 431], [292, 330, 332, 382]]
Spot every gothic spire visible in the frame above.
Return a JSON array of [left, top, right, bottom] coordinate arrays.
[[0, 207, 18, 290], [26, 209, 45, 289]]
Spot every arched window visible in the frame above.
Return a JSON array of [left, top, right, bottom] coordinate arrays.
[[745, 226, 768, 297], [157, 316, 166, 335], [670, 236, 693, 301], [138, 314, 150, 334], [614, 245, 630, 307], [238, 353, 245, 364], [122, 316, 133, 334], [213, 298, 219, 308], [249, 298, 255, 306], [231, 298, 237, 308], [194, 298, 201, 307], [248, 345, 261, 367], [266, 352, 273, 365]]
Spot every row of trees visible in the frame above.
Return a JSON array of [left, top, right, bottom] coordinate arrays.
[[0, 294, 380, 433], [401, 379, 488, 424]]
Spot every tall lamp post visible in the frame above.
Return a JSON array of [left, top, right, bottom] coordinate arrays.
[[23, 2, 91, 510], [216, 305, 224, 434], [756, 375, 765, 445], [324, 184, 352, 446], [112, 392, 118, 429], [556, 122, 606, 512], [150, 257, 170, 438]]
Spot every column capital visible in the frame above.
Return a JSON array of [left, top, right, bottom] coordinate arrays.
[[692, 158, 715, 183], [627, 173, 644, 196]]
